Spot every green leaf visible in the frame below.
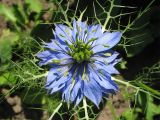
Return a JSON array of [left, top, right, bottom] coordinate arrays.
[[0, 73, 9, 85], [12, 4, 28, 24], [137, 92, 160, 120], [0, 40, 12, 63], [0, 4, 17, 22], [25, 0, 43, 13], [121, 109, 137, 120], [0, 72, 15, 85], [138, 92, 148, 111], [146, 95, 160, 120], [0, 30, 19, 63]]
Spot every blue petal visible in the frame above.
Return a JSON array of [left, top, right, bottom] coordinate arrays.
[[84, 79, 102, 107], [46, 68, 59, 85], [86, 24, 102, 43], [75, 63, 85, 81], [88, 65, 118, 91], [43, 39, 64, 52], [46, 65, 75, 94], [55, 24, 73, 44], [92, 50, 119, 64], [93, 61, 120, 74], [46, 66, 68, 85], [98, 70, 118, 91], [71, 80, 84, 105], [74, 87, 84, 105], [92, 31, 122, 53], [49, 76, 69, 94], [54, 35, 71, 52], [62, 80, 72, 102], [69, 63, 85, 105], [36, 50, 64, 59], [91, 62, 119, 90], [36, 50, 72, 66], [112, 58, 122, 66], [72, 20, 88, 42], [72, 20, 77, 41]]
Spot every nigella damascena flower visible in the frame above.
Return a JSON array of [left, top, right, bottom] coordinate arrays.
[[36, 20, 122, 107]]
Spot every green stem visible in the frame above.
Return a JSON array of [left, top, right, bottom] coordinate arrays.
[[26, 72, 48, 81], [102, 14, 110, 32], [83, 97, 89, 120], [102, 0, 113, 32], [112, 77, 160, 99], [48, 102, 63, 120]]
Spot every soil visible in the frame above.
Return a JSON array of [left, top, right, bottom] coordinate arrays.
[[97, 89, 130, 120], [0, 88, 49, 120], [0, 0, 20, 6]]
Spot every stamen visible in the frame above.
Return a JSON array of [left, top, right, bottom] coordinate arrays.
[[68, 41, 93, 63]]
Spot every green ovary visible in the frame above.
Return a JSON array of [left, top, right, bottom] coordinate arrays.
[[68, 41, 93, 63]]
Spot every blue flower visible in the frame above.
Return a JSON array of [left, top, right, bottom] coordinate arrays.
[[36, 20, 122, 107]]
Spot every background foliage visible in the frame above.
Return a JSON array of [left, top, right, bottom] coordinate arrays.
[[0, 0, 160, 119]]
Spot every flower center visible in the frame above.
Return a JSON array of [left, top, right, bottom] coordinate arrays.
[[68, 40, 93, 63]]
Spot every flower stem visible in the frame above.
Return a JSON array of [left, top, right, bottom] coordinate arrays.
[[83, 97, 89, 120], [48, 102, 62, 120], [102, 0, 114, 32], [26, 72, 48, 81], [111, 77, 160, 99]]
